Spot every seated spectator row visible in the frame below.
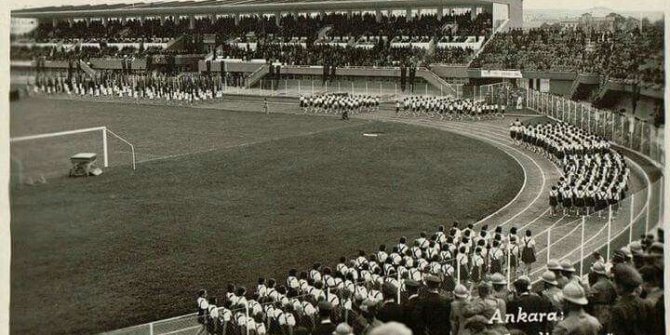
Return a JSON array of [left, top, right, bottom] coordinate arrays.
[[29, 12, 493, 43], [471, 18, 664, 89]]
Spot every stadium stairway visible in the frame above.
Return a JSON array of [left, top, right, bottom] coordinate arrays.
[[416, 67, 459, 96], [78, 60, 97, 77], [244, 64, 270, 89]]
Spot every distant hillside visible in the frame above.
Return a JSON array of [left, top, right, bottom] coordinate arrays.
[[524, 8, 664, 22]]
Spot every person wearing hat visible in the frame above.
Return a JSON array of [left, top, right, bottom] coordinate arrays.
[[490, 273, 509, 301], [586, 261, 616, 333], [376, 283, 403, 324], [537, 271, 562, 314], [546, 259, 568, 289], [400, 279, 422, 335], [507, 276, 550, 335], [644, 242, 663, 268], [450, 284, 471, 335], [559, 260, 585, 289], [609, 263, 654, 335], [552, 282, 602, 335], [413, 274, 451, 335], [639, 264, 663, 305], [333, 322, 353, 335], [313, 301, 336, 335], [351, 299, 382, 334], [466, 282, 508, 334], [369, 322, 412, 335]]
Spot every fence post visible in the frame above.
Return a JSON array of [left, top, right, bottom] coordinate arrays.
[[102, 127, 108, 167], [660, 176, 665, 226], [457, 254, 461, 285], [379, 82, 382, 95], [588, 106, 591, 132], [365, 82, 368, 95], [311, 80, 314, 94], [298, 80, 301, 93], [397, 270, 401, 304], [547, 228, 551, 263], [607, 206, 612, 261], [506, 244, 511, 288], [580, 216, 585, 277], [351, 82, 354, 94], [562, 99, 565, 121], [629, 193, 635, 244], [149, 322, 154, 335], [425, 83, 428, 96]]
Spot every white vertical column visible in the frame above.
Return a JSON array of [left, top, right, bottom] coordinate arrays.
[[102, 128, 109, 167], [546, 229, 551, 263], [580, 216, 585, 277], [607, 206, 612, 261], [629, 194, 635, 243]]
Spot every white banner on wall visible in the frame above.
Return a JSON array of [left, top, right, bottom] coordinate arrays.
[[480, 70, 523, 78], [540, 79, 550, 92]]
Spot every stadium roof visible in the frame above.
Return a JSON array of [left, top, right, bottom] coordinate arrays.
[[12, 0, 498, 19]]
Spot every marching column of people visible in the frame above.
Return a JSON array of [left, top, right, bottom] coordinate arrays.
[[29, 71, 246, 104], [300, 94, 380, 119], [397, 96, 505, 120], [510, 120, 630, 217]]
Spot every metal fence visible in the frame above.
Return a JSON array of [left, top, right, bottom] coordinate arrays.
[[527, 177, 663, 283], [223, 78, 463, 99], [526, 88, 665, 167]]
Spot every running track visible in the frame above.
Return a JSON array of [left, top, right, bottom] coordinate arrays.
[[103, 97, 659, 335]]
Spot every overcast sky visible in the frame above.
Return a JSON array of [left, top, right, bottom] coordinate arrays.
[[8, 0, 668, 12]]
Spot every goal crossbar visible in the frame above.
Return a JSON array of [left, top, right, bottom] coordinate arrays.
[[10, 126, 136, 170]]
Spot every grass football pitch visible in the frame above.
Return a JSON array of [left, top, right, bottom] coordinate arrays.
[[10, 97, 523, 334]]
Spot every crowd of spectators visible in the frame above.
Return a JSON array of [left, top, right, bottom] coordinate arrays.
[[471, 17, 664, 89], [24, 11, 493, 66], [194, 220, 665, 335]]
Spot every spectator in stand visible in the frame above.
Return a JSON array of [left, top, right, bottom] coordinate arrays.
[[586, 262, 616, 333], [609, 264, 654, 335], [313, 301, 336, 335], [450, 284, 471, 335], [552, 282, 602, 335], [413, 275, 452, 335], [507, 276, 551, 335]]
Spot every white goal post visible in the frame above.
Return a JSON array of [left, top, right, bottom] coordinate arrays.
[[11, 126, 136, 170]]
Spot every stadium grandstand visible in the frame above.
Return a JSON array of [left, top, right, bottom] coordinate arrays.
[[8, 0, 665, 335]]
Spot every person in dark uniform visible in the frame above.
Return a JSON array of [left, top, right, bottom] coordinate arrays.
[[609, 264, 654, 335], [312, 301, 336, 335], [587, 262, 617, 333], [553, 282, 602, 335], [412, 275, 452, 335], [400, 280, 422, 334], [507, 276, 551, 335], [376, 283, 403, 323]]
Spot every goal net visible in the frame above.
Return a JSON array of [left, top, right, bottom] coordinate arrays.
[[10, 127, 135, 185]]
